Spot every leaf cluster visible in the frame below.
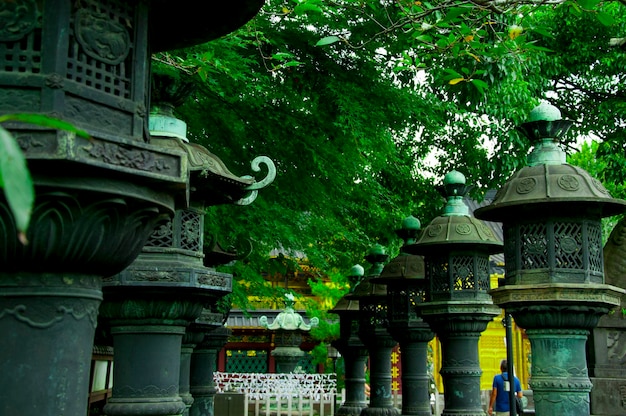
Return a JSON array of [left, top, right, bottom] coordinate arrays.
[[149, 0, 626, 341]]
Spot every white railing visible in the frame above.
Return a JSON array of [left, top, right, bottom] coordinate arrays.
[[214, 372, 337, 416]]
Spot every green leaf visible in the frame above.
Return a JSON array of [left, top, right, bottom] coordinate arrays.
[[596, 11, 616, 26], [470, 78, 489, 93], [525, 42, 554, 52], [413, 34, 433, 43], [294, 2, 322, 14], [529, 27, 554, 39], [443, 68, 463, 78], [315, 36, 340, 46], [577, 0, 600, 10], [0, 126, 34, 235], [0, 113, 90, 139], [443, 7, 468, 22], [272, 52, 294, 61], [436, 38, 449, 48]]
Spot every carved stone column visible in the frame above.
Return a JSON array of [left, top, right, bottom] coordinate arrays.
[[475, 103, 626, 416], [99, 78, 275, 416], [406, 171, 502, 416], [330, 265, 369, 416], [353, 245, 400, 416], [189, 316, 231, 416], [0, 1, 187, 414]]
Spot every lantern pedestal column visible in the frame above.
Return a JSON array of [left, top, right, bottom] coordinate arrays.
[[271, 332, 305, 374], [330, 265, 369, 416], [490, 284, 624, 416], [333, 341, 369, 416], [190, 323, 231, 416], [359, 328, 399, 416], [0, 181, 180, 416], [388, 325, 434, 416], [420, 304, 499, 416], [0, 273, 101, 416], [181, 332, 202, 416]]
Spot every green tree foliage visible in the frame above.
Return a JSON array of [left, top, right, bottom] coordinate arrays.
[[568, 140, 626, 240], [151, 0, 626, 342]]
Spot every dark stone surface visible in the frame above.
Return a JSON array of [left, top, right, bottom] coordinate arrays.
[[149, 0, 265, 52]]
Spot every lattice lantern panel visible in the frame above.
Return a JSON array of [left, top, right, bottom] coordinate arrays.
[[426, 252, 492, 302], [359, 299, 388, 330], [145, 208, 203, 255], [146, 220, 174, 248], [387, 286, 425, 325], [503, 217, 603, 285], [0, 0, 149, 140]]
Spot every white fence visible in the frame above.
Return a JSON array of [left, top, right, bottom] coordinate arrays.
[[214, 372, 337, 416]]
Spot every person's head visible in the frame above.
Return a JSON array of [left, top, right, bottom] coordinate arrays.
[[500, 359, 508, 372]]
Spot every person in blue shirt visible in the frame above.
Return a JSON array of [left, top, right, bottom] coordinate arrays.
[[488, 359, 522, 416]]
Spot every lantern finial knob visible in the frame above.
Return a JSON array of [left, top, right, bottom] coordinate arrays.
[[397, 215, 421, 246], [349, 264, 365, 278], [528, 101, 562, 122], [444, 170, 466, 188], [440, 170, 471, 216], [401, 215, 421, 231], [516, 102, 572, 166]]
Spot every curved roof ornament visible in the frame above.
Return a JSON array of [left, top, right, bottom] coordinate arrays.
[[147, 71, 277, 207], [259, 293, 319, 331], [235, 156, 277, 206]]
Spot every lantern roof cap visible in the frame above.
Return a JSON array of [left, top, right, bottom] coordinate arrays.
[[438, 170, 472, 216], [364, 244, 389, 276], [148, 73, 276, 207], [367, 243, 386, 257], [348, 264, 365, 279], [375, 253, 425, 285], [401, 215, 421, 232], [329, 296, 360, 314], [337, 264, 366, 305], [405, 171, 503, 255], [149, 0, 265, 52], [259, 293, 319, 331], [475, 104, 626, 222], [444, 169, 467, 186], [375, 216, 426, 284], [396, 215, 421, 245], [349, 275, 387, 301]]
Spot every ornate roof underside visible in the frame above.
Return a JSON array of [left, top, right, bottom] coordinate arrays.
[[149, 0, 266, 52]]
